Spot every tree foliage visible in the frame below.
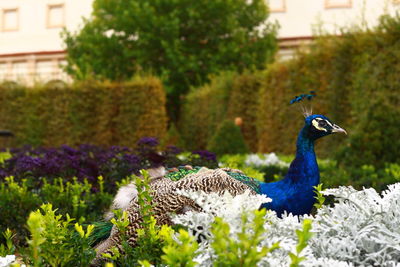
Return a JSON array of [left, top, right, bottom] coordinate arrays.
[[62, 0, 277, 98]]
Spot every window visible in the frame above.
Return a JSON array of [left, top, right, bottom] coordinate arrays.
[[325, 0, 352, 9], [11, 61, 28, 80], [0, 62, 8, 80], [2, 8, 19, 32], [36, 60, 54, 80], [267, 0, 286, 13], [47, 4, 65, 28]]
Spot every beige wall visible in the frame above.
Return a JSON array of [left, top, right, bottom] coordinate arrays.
[[268, 0, 400, 59], [0, 0, 92, 54], [269, 0, 400, 38], [0, 0, 92, 84]]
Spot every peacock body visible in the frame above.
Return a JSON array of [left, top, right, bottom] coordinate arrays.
[[92, 113, 346, 265]]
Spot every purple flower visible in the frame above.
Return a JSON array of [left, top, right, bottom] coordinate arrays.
[[166, 145, 182, 155], [61, 145, 78, 155], [137, 137, 159, 147], [0, 142, 194, 192], [122, 154, 141, 165], [14, 155, 43, 173], [192, 150, 217, 162]]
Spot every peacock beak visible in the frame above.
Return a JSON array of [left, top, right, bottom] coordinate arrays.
[[331, 124, 347, 135]]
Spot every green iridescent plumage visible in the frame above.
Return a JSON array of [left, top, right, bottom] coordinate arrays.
[[165, 166, 202, 181], [226, 172, 262, 194]]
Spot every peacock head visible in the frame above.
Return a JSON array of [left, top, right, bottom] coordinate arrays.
[[304, 114, 347, 140]]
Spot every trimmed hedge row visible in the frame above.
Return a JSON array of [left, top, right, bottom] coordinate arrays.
[[0, 77, 167, 147]]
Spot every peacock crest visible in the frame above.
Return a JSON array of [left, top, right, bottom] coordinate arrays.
[[290, 90, 316, 117]]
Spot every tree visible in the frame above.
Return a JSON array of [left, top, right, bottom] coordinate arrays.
[[62, 0, 277, 118]]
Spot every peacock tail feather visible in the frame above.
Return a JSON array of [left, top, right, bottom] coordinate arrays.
[[87, 221, 114, 247], [226, 171, 262, 194]]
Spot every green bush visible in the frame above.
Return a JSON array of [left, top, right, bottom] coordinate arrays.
[[0, 177, 112, 246], [24, 204, 96, 266], [207, 119, 249, 156], [0, 77, 167, 147], [0, 177, 42, 246], [211, 209, 279, 266], [320, 162, 400, 192]]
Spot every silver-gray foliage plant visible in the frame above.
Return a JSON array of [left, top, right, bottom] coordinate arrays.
[[173, 183, 400, 266]]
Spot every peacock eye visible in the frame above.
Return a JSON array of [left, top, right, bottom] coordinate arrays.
[[319, 120, 327, 127]]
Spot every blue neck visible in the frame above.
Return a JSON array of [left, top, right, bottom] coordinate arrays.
[[285, 126, 319, 184], [258, 125, 321, 216]]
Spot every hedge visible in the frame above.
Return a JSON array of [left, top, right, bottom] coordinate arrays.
[[0, 76, 167, 147]]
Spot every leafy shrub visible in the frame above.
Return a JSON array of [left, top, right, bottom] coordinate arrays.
[[319, 160, 400, 192], [0, 177, 42, 246], [207, 120, 249, 156], [0, 229, 16, 257], [161, 228, 199, 267], [0, 177, 112, 246], [211, 210, 279, 266], [24, 204, 96, 266]]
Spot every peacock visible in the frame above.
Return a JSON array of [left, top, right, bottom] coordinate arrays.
[[91, 92, 347, 265]]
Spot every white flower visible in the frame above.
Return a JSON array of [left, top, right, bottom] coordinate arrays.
[[244, 153, 289, 168], [0, 255, 16, 267]]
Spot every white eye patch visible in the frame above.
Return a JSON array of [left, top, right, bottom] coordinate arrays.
[[312, 119, 331, 132]]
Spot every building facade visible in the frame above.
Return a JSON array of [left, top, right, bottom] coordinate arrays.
[[0, 0, 92, 84], [0, 0, 399, 84], [269, 0, 400, 59]]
